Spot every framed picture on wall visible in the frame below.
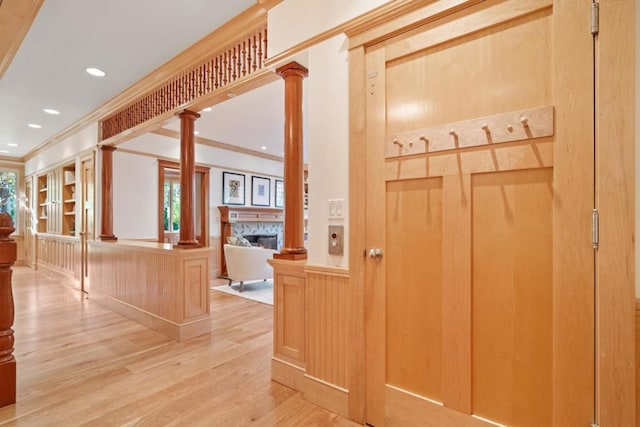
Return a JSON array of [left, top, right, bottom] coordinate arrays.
[[275, 179, 284, 208], [222, 171, 245, 205], [251, 176, 271, 206]]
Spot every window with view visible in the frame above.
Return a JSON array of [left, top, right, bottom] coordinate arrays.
[[163, 178, 180, 232], [0, 171, 17, 227]]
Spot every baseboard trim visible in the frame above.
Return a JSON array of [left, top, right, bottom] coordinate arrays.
[[89, 290, 211, 342], [303, 373, 349, 419], [271, 357, 349, 419]]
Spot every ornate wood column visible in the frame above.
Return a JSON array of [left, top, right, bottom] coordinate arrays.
[[176, 109, 201, 247], [274, 62, 308, 260], [0, 213, 17, 407], [99, 145, 117, 241]]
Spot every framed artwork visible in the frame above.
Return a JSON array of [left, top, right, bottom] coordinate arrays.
[[251, 176, 271, 206], [274, 179, 284, 208], [222, 172, 245, 205]]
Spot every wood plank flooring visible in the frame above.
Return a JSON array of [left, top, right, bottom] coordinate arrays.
[[0, 267, 359, 426]]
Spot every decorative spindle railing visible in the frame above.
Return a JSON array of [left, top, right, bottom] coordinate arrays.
[[101, 25, 268, 140]]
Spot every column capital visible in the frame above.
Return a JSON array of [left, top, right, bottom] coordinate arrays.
[[276, 61, 308, 79], [176, 109, 201, 120], [100, 145, 117, 153]]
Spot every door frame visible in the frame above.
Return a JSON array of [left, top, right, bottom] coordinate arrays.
[[347, 0, 635, 425], [157, 159, 210, 246]]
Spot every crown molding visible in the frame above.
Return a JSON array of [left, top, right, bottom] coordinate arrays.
[[0, 0, 44, 80]]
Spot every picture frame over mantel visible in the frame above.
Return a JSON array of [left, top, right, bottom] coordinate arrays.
[[251, 176, 271, 207], [274, 179, 284, 208], [222, 171, 245, 205]]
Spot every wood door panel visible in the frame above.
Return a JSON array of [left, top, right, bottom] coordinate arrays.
[[385, 6, 551, 134], [386, 177, 443, 401], [471, 168, 553, 426]]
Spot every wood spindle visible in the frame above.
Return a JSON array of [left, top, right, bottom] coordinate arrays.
[[227, 50, 232, 83], [252, 35, 258, 71], [0, 212, 17, 408], [232, 46, 237, 80], [236, 44, 242, 77], [257, 32, 263, 67], [263, 28, 268, 63], [247, 37, 252, 73], [242, 40, 247, 76]]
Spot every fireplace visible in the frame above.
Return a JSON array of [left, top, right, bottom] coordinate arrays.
[[243, 234, 278, 250]]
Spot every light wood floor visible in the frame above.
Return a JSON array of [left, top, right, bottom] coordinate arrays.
[[0, 267, 359, 427]]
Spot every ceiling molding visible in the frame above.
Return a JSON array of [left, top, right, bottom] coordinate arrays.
[[264, 0, 432, 68], [0, 0, 44, 80], [152, 127, 284, 163], [22, 1, 272, 161]]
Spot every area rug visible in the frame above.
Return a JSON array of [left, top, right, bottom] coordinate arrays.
[[210, 280, 273, 305]]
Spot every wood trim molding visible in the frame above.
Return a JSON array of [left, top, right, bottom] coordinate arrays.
[[264, 0, 433, 68], [23, 2, 274, 161], [0, 0, 44, 80], [304, 264, 349, 278], [152, 128, 284, 163]]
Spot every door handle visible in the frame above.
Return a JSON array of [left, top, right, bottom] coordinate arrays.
[[367, 248, 383, 261]]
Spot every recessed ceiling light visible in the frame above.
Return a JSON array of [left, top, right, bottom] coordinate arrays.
[[227, 93, 236, 98], [86, 67, 106, 77], [194, 131, 200, 135], [7, 143, 18, 147], [0, 150, 9, 154], [261, 146, 267, 150], [203, 107, 212, 112], [43, 108, 60, 115], [28, 124, 42, 129]]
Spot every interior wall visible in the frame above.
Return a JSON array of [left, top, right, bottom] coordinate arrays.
[[115, 133, 283, 241], [24, 123, 98, 176], [268, 0, 392, 57], [307, 34, 349, 267], [113, 151, 157, 239]]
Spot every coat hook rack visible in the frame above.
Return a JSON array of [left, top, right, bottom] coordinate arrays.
[[383, 105, 553, 160]]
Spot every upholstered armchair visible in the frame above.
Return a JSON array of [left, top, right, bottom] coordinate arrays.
[[223, 244, 276, 292]]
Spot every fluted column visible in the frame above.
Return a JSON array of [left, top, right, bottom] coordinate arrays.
[[99, 145, 117, 241], [0, 213, 16, 408], [274, 62, 308, 260], [176, 109, 201, 247]]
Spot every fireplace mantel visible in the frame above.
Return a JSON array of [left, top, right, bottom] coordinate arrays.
[[218, 206, 284, 223], [218, 206, 284, 276]]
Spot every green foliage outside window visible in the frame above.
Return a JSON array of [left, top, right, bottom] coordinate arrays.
[[0, 171, 17, 226], [163, 179, 180, 232]]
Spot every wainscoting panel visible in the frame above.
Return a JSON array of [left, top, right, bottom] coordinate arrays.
[[305, 266, 349, 389], [35, 234, 80, 281], [89, 240, 212, 341], [270, 258, 306, 368]]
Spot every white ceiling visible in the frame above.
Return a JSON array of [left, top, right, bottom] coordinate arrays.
[[0, 0, 269, 159]]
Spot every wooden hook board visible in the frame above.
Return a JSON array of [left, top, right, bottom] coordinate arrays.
[[384, 105, 554, 159]]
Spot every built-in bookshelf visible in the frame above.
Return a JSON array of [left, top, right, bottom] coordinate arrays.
[[37, 175, 48, 233], [35, 162, 76, 236], [62, 165, 76, 236]]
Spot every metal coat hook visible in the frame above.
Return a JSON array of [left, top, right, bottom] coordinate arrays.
[[393, 139, 403, 148], [419, 135, 429, 144], [520, 116, 529, 127]]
